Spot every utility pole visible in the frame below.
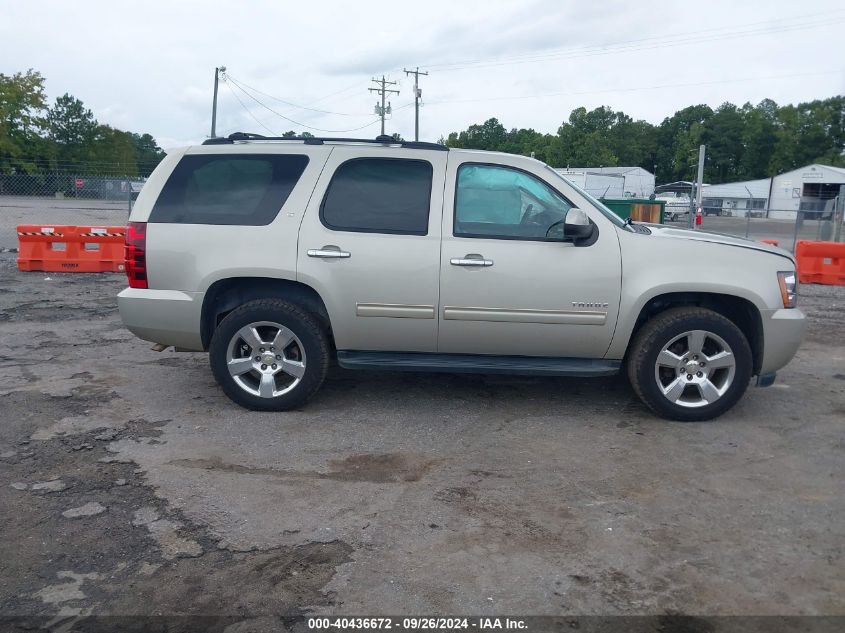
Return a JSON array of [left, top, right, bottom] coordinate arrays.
[[369, 75, 399, 136], [403, 67, 428, 141], [210, 65, 226, 138]]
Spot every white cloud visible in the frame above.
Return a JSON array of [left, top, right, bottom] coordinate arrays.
[[2, 0, 843, 149]]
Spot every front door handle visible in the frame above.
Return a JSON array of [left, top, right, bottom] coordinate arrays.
[[450, 254, 493, 267], [307, 246, 350, 259]]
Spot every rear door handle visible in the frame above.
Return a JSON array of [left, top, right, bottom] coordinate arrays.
[[450, 254, 493, 267], [307, 246, 351, 259]]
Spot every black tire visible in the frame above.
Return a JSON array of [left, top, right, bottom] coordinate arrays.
[[209, 299, 330, 411], [626, 307, 752, 422]]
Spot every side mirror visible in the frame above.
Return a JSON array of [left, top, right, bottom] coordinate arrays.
[[563, 208, 597, 245]]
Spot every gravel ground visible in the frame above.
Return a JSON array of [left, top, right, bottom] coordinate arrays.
[[0, 197, 130, 250], [0, 253, 843, 631]]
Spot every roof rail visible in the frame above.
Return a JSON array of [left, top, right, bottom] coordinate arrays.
[[202, 132, 448, 151]]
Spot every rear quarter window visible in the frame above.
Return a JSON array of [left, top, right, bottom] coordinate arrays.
[[149, 154, 309, 225]]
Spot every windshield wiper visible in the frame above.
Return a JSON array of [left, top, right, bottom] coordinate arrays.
[[624, 216, 651, 234]]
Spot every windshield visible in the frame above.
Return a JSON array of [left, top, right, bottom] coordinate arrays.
[[544, 166, 627, 228]]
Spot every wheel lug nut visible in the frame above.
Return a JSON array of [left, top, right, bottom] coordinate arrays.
[[687, 374, 693, 380], [261, 364, 267, 370], [700, 362, 705, 366], [692, 355, 698, 360], [271, 364, 277, 369], [276, 355, 281, 360], [260, 348, 265, 352], [254, 356, 260, 361]]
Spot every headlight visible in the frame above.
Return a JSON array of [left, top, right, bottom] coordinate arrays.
[[777, 271, 797, 308]]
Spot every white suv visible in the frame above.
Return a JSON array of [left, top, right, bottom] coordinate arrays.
[[118, 133, 805, 421]]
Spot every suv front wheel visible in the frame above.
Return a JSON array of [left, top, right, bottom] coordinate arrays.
[[209, 299, 330, 411], [627, 307, 752, 421]]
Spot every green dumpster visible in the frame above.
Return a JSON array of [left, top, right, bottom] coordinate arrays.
[[601, 198, 665, 224]]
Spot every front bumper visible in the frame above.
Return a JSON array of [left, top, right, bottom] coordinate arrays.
[[759, 307, 806, 375], [117, 287, 205, 351]]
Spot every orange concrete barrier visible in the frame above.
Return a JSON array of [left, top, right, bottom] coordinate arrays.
[[17, 225, 126, 273], [760, 239, 779, 246], [795, 240, 845, 286]]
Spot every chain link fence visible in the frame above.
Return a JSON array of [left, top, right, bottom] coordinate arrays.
[[2, 171, 843, 254], [666, 196, 845, 252], [0, 173, 141, 251]]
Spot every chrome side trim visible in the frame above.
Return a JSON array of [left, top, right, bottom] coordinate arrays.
[[356, 303, 436, 319], [443, 306, 606, 325]]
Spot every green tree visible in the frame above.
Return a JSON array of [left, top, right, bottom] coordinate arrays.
[[88, 125, 138, 176], [552, 107, 619, 167], [770, 97, 845, 172], [655, 104, 713, 182], [129, 132, 166, 176], [610, 115, 658, 171], [704, 102, 745, 182], [737, 99, 778, 179], [48, 93, 98, 167], [446, 117, 507, 150], [0, 69, 49, 172]]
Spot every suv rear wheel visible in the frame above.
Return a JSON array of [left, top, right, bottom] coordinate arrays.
[[627, 306, 752, 421], [209, 299, 330, 411]]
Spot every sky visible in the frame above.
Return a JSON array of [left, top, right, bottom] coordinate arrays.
[[2, 0, 844, 150]]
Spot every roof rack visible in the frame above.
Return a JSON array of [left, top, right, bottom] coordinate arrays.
[[202, 132, 448, 151]]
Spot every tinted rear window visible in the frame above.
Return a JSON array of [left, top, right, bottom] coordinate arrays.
[[320, 158, 432, 235], [150, 154, 309, 225]]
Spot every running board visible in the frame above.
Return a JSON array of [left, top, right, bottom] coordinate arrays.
[[336, 351, 620, 377]]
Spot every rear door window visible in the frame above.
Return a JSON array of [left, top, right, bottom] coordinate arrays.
[[320, 158, 433, 235], [150, 154, 309, 225]]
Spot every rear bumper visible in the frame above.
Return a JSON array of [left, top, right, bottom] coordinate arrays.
[[117, 287, 205, 351], [759, 307, 806, 375]]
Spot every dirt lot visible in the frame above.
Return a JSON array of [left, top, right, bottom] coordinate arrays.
[[0, 197, 129, 251], [0, 252, 843, 629]]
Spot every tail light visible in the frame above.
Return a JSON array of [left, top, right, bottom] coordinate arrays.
[[125, 222, 148, 289]]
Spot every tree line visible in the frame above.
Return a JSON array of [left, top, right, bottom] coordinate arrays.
[[0, 69, 165, 177], [444, 96, 844, 183], [3, 68, 843, 184]]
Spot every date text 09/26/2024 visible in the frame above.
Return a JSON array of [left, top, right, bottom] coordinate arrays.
[[307, 618, 527, 630]]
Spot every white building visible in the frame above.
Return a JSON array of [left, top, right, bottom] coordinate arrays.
[[702, 178, 770, 217], [768, 164, 845, 219], [555, 166, 655, 199], [701, 164, 845, 219]]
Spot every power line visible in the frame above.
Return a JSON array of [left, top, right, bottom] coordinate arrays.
[[368, 76, 400, 136], [406, 12, 845, 73], [422, 69, 842, 106], [223, 78, 280, 136], [225, 78, 382, 133], [426, 13, 845, 71], [308, 79, 367, 107], [225, 74, 373, 117]]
